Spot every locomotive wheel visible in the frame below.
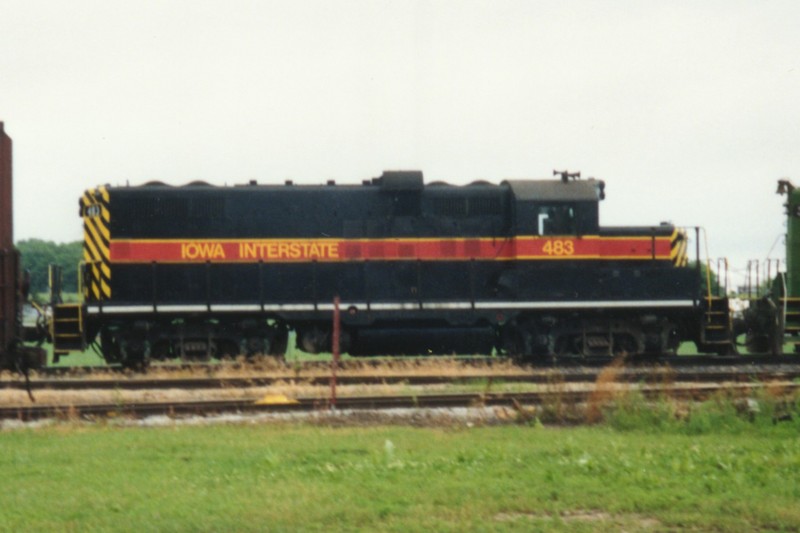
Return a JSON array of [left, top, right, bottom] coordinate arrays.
[[244, 337, 266, 356], [499, 325, 527, 359], [120, 340, 149, 370], [216, 340, 239, 359], [714, 343, 737, 356], [770, 329, 785, 357], [745, 333, 770, 354], [554, 335, 579, 357], [612, 334, 637, 358], [100, 330, 122, 365], [500, 319, 553, 361], [268, 330, 289, 357]]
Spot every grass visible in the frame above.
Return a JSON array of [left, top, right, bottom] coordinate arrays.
[[1, 395, 799, 532]]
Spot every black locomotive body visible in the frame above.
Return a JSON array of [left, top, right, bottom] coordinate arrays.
[[55, 171, 729, 364]]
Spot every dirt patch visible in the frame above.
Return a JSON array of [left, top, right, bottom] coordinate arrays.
[[495, 509, 662, 529]]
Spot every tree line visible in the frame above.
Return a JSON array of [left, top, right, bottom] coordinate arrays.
[[16, 239, 83, 296]]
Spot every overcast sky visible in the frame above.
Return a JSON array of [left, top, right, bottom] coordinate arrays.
[[2, 1, 799, 285]]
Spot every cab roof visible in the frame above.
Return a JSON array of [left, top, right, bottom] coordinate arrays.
[[502, 179, 604, 202]]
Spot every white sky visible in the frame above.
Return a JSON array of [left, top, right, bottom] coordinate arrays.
[[2, 0, 799, 285]]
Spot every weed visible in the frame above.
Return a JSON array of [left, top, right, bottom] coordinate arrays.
[[585, 355, 626, 423], [604, 390, 679, 431], [602, 384, 800, 435]]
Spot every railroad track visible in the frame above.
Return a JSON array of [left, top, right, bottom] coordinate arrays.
[[30, 353, 800, 377], [3, 365, 800, 391], [2, 382, 797, 422]]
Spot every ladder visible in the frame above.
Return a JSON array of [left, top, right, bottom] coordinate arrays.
[[780, 297, 800, 353], [701, 296, 733, 348], [51, 303, 85, 355]]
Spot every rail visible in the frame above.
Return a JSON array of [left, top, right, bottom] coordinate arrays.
[[4, 365, 800, 391], [2, 382, 798, 422]]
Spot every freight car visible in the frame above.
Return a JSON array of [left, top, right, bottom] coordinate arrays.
[[0, 123, 45, 369], [48, 168, 735, 366]]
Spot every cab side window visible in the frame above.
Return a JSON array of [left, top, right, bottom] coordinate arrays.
[[537, 205, 576, 235]]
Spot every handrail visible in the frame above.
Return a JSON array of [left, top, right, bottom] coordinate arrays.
[[698, 227, 713, 304], [714, 257, 729, 296], [780, 272, 788, 334], [76, 261, 85, 303], [745, 258, 785, 300]]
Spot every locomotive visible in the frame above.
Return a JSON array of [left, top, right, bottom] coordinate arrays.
[[743, 179, 800, 354], [44, 166, 735, 366]]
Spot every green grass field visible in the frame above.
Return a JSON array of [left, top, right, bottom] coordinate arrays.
[[1, 397, 799, 532]]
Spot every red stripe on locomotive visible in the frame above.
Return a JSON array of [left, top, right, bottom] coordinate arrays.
[[109, 236, 674, 263]]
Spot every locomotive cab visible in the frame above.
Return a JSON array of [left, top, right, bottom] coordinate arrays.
[[505, 179, 601, 237]]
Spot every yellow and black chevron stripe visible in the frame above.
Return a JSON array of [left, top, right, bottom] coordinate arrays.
[[670, 228, 689, 267], [81, 186, 111, 300]]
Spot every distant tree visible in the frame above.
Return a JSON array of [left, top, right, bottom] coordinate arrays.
[[16, 239, 83, 296], [689, 260, 723, 297]]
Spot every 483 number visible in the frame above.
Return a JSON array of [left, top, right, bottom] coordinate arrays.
[[542, 239, 575, 256]]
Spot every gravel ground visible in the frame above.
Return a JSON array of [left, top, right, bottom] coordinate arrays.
[[0, 405, 518, 431]]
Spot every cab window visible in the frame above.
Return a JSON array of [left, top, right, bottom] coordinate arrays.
[[537, 205, 576, 235]]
